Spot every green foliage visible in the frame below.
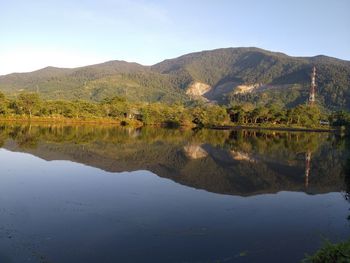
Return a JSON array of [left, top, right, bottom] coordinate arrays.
[[303, 240, 350, 263], [101, 96, 131, 118], [154, 48, 350, 110], [0, 48, 349, 111], [0, 91, 7, 115], [192, 105, 230, 127], [330, 111, 350, 126], [15, 93, 41, 118], [228, 104, 324, 128], [0, 92, 344, 129], [139, 102, 191, 127], [226, 84, 306, 108], [0, 62, 188, 103], [153, 48, 303, 86]]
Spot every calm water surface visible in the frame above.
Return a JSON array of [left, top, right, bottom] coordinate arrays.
[[0, 124, 349, 263]]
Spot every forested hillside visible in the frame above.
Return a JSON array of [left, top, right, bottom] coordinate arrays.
[[1, 47, 349, 110], [153, 48, 350, 109]]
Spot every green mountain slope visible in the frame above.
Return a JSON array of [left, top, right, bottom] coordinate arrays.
[[153, 48, 350, 109], [0, 61, 187, 103], [1, 47, 350, 109]]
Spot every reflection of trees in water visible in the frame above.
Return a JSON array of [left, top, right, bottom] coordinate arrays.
[[0, 124, 341, 165], [6, 124, 39, 149], [0, 124, 231, 148], [0, 125, 6, 147], [226, 130, 325, 164], [305, 150, 312, 188], [345, 155, 350, 201], [344, 139, 350, 218], [0, 123, 347, 196], [0, 124, 332, 153], [226, 131, 349, 193]]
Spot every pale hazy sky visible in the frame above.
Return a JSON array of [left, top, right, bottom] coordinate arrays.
[[1, 0, 349, 75]]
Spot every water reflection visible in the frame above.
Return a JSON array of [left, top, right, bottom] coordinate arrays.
[[0, 123, 349, 263], [0, 123, 347, 196]]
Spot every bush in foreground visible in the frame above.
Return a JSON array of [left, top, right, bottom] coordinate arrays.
[[303, 240, 350, 263]]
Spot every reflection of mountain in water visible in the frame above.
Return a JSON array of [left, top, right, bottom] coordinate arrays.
[[183, 144, 208, 159], [0, 124, 347, 196]]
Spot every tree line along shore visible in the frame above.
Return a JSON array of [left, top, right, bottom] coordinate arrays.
[[0, 91, 349, 131]]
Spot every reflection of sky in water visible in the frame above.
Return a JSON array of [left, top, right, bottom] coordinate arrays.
[[0, 149, 349, 263]]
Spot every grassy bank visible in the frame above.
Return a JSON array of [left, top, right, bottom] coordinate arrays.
[[0, 92, 349, 131], [214, 124, 334, 132], [0, 116, 336, 132], [0, 116, 338, 132], [303, 240, 350, 263], [0, 116, 144, 127]]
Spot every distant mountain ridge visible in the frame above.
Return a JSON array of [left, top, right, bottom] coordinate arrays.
[[1, 47, 350, 110]]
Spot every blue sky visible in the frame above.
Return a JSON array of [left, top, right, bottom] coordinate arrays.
[[0, 0, 349, 75]]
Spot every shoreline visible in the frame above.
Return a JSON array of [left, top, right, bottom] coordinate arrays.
[[0, 117, 335, 132], [0, 117, 140, 126], [211, 125, 335, 132]]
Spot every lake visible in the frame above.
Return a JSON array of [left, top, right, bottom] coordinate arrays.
[[0, 123, 349, 263]]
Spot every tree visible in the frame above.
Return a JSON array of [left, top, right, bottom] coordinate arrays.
[[101, 96, 130, 118], [251, 107, 269, 123], [227, 105, 246, 124], [330, 111, 350, 126], [16, 93, 41, 118], [0, 91, 7, 115]]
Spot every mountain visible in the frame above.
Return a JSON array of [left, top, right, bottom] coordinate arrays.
[[1, 47, 350, 110], [0, 60, 186, 103], [153, 48, 350, 109]]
